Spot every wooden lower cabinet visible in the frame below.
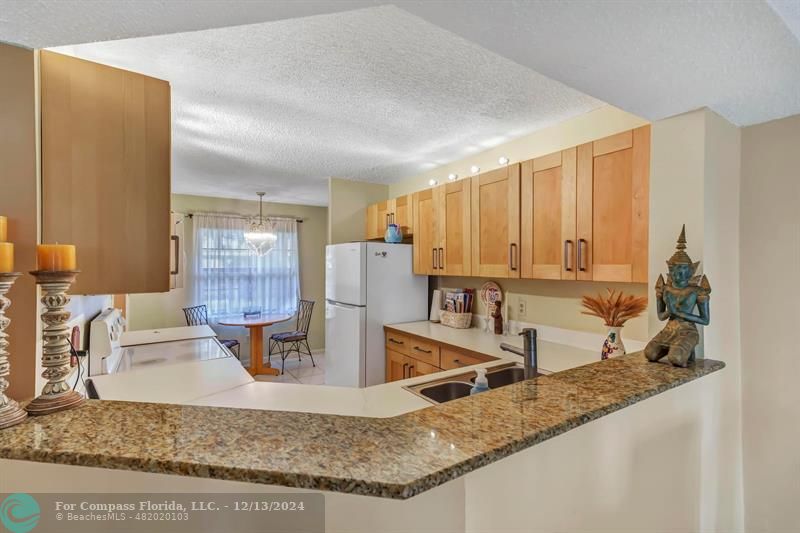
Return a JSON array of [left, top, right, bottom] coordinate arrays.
[[440, 347, 494, 370], [386, 349, 439, 382], [384, 328, 498, 383], [386, 348, 410, 382], [407, 359, 439, 378]]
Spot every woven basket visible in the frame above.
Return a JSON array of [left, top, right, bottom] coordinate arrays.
[[440, 311, 472, 329]]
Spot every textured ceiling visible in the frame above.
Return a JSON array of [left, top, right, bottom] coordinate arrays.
[[769, 0, 800, 42], [49, 6, 602, 206], [4, 0, 800, 204], [405, 0, 800, 127]]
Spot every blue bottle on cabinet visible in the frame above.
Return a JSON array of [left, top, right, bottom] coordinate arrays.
[[385, 223, 403, 243]]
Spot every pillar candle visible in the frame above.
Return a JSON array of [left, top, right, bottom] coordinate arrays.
[[0, 243, 13, 273], [36, 244, 77, 271], [0, 216, 7, 242]]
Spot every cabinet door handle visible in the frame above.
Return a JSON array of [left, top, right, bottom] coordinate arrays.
[[402, 362, 409, 378], [452, 359, 465, 367], [170, 235, 180, 275], [564, 240, 573, 272], [509, 243, 518, 271], [414, 346, 433, 354], [408, 365, 415, 377], [388, 338, 404, 345], [578, 239, 587, 272], [438, 248, 444, 270]]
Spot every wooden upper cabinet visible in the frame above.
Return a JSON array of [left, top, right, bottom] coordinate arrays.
[[392, 194, 413, 236], [41, 51, 171, 295], [438, 179, 471, 276], [577, 126, 650, 283], [471, 164, 521, 278], [376, 200, 390, 238], [412, 188, 438, 275], [521, 148, 577, 280], [365, 195, 413, 240], [365, 203, 380, 240]]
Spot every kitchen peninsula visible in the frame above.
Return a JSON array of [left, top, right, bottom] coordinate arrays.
[[1, 350, 723, 499]]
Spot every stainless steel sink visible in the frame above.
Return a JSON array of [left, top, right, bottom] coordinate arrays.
[[418, 381, 473, 403], [404, 363, 550, 404], [470, 366, 544, 388]]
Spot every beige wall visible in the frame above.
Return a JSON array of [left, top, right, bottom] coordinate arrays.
[[740, 114, 800, 532], [0, 44, 39, 401], [437, 277, 649, 342], [388, 105, 648, 198], [328, 177, 388, 244], [648, 108, 744, 530], [128, 194, 328, 351]]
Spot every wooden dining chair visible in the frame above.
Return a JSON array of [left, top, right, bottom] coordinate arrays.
[[268, 300, 315, 374], [183, 304, 241, 359]]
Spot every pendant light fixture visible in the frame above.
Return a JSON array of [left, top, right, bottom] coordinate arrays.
[[244, 192, 277, 256]]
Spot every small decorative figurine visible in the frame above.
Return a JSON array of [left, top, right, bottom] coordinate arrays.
[[492, 299, 503, 335], [645, 225, 711, 367]]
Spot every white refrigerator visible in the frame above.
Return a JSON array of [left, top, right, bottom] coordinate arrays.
[[325, 242, 428, 387]]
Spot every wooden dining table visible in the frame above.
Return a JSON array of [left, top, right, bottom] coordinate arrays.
[[218, 314, 292, 376]]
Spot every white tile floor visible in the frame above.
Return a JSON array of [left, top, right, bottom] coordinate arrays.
[[248, 351, 325, 384]]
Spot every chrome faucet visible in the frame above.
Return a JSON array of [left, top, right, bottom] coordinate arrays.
[[500, 328, 538, 379]]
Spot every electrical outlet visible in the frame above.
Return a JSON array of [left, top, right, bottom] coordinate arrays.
[[518, 298, 527, 318]]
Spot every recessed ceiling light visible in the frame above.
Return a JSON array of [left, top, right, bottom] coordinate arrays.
[[447, 173, 458, 181], [470, 165, 480, 174], [498, 156, 510, 165], [428, 179, 439, 186]]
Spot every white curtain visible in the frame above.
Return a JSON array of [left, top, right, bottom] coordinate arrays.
[[192, 213, 300, 319]]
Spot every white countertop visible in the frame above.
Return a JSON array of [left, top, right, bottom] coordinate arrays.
[[99, 321, 610, 418], [384, 320, 604, 373], [121, 325, 216, 346], [188, 380, 433, 418]]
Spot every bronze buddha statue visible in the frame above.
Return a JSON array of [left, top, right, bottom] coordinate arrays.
[[645, 226, 711, 367]]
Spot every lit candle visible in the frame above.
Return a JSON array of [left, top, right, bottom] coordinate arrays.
[[0, 243, 13, 273], [0, 216, 7, 242], [36, 244, 77, 271]]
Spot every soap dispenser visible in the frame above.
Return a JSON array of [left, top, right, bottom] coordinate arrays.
[[470, 368, 490, 395]]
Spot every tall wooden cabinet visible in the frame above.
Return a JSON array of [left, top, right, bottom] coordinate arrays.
[[392, 195, 413, 236], [412, 188, 437, 274], [576, 126, 650, 283], [412, 181, 471, 276], [471, 164, 520, 278], [437, 180, 471, 276], [41, 51, 171, 295], [520, 148, 577, 280]]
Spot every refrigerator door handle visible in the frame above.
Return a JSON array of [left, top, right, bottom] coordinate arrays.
[[326, 299, 364, 309]]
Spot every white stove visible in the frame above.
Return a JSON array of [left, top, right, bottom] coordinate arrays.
[[87, 309, 253, 404]]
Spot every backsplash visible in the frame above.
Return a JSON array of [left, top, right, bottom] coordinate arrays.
[[436, 277, 650, 342]]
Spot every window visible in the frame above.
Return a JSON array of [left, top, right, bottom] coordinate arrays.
[[192, 213, 299, 319]]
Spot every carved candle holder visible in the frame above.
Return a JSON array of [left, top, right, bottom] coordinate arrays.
[[0, 272, 28, 429], [26, 270, 83, 415]]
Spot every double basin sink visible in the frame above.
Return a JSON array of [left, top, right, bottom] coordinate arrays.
[[405, 363, 545, 404]]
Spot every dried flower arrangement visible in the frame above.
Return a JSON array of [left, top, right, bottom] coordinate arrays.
[[581, 289, 648, 327]]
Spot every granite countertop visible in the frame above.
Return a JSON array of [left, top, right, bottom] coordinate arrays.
[[0, 353, 723, 499]]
